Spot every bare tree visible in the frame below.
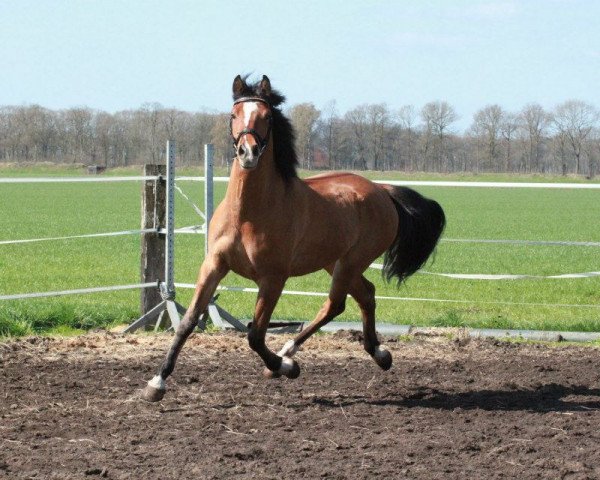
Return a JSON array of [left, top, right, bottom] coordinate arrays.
[[162, 108, 181, 141], [1, 98, 599, 176], [3, 106, 34, 161], [345, 105, 369, 170], [421, 101, 458, 171], [470, 105, 504, 172], [210, 113, 232, 169], [94, 112, 114, 167], [590, 128, 600, 178], [519, 103, 551, 173], [320, 100, 339, 170], [500, 112, 519, 171], [552, 100, 599, 175], [62, 107, 95, 164], [334, 117, 357, 171], [0, 107, 10, 161], [139, 103, 164, 163], [366, 104, 389, 170], [397, 105, 417, 171], [289, 103, 320, 169], [22, 105, 58, 161]]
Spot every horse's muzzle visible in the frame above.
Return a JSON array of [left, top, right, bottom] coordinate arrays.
[[238, 156, 258, 170], [237, 140, 260, 170]]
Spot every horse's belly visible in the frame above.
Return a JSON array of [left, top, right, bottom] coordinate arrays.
[[288, 241, 348, 277], [225, 237, 295, 281], [289, 260, 328, 277], [228, 261, 257, 281]]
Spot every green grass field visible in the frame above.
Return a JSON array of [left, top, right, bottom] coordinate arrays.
[[1, 164, 599, 337]]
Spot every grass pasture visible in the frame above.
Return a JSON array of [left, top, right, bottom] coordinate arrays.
[[1, 165, 599, 336]]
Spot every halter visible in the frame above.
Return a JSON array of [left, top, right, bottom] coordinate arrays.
[[230, 97, 273, 157]]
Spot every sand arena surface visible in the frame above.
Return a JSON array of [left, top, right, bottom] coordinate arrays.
[[1, 330, 600, 479]]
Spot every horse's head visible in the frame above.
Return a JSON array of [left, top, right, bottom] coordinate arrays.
[[230, 75, 273, 170]]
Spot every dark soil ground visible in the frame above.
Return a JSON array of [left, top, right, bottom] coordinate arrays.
[[1, 330, 600, 479]]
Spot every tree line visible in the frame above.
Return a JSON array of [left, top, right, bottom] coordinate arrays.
[[1, 99, 599, 176]]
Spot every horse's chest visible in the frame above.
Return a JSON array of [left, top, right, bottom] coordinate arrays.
[[225, 228, 290, 280]]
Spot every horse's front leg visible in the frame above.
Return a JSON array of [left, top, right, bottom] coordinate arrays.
[[248, 276, 300, 379], [142, 257, 228, 402]]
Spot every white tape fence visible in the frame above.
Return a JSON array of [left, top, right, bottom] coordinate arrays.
[[1, 173, 599, 310]]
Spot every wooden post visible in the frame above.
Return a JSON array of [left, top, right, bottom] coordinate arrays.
[[124, 151, 183, 334], [140, 164, 166, 316]]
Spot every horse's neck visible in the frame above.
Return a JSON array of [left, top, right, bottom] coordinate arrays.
[[225, 155, 288, 223]]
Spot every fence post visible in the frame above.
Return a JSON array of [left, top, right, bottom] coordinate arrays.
[[164, 141, 176, 297], [140, 164, 166, 316], [204, 144, 214, 257], [125, 144, 183, 333]]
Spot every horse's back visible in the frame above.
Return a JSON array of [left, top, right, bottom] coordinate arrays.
[[294, 172, 399, 271], [304, 171, 381, 199], [304, 172, 394, 215]]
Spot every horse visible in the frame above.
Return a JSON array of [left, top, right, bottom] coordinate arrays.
[[141, 75, 446, 402]]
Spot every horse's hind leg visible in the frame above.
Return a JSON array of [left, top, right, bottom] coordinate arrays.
[[141, 258, 228, 402], [350, 276, 392, 371], [273, 262, 350, 374], [277, 271, 392, 372]]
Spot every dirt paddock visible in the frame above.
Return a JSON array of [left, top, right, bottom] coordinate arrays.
[[1, 330, 600, 479]]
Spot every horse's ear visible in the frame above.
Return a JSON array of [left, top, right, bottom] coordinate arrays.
[[232, 75, 245, 97], [259, 75, 272, 97]]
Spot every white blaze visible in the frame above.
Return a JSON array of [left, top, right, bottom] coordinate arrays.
[[242, 102, 258, 128], [241, 102, 259, 158]]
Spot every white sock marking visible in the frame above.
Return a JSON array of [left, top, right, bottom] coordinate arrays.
[[374, 346, 388, 361], [277, 340, 298, 358], [148, 375, 166, 391]]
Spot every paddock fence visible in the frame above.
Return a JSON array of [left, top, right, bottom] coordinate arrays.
[[1, 143, 600, 338]]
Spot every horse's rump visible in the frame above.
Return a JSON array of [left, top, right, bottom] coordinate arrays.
[[301, 174, 445, 283], [300, 172, 400, 262]]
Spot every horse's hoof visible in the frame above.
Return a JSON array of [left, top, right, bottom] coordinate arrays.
[[141, 385, 166, 402], [284, 359, 301, 379], [263, 367, 282, 379], [262, 358, 300, 379], [374, 349, 392, 371]]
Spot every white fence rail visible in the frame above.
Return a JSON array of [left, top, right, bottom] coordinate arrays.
[[0, 176, 158, 183], [1, 166, 599, 311], [176, 176, 600, 189]]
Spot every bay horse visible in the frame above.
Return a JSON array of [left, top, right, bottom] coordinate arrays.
[[142, 75, 445, 402]]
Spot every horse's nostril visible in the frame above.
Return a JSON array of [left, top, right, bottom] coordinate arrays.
[[237, 144, 246, 156], [251, 145, 259, 157]]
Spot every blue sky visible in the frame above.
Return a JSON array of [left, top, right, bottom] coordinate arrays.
[[1, 0, 598, 130]]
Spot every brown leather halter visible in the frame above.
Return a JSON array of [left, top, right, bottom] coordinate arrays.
[[229, 97, 273, 157]]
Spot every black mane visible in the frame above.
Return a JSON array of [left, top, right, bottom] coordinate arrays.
[[232, 76, 298, 182]]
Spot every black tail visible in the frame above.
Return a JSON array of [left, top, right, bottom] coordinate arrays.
[[383, 186, 446, 284]]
